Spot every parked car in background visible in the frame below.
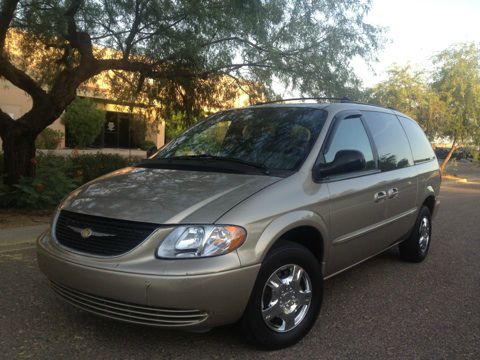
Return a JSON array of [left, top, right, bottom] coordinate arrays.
[[434, 146, 475, 161], [434, 147, 450, 160], [37, 101, 441, 349]]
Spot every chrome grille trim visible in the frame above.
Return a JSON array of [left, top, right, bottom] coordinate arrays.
[[50, 281, 208, 326]]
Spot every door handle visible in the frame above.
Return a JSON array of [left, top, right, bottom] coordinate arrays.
[[374, 191, 387, 202], [387, 187, 399, 199]]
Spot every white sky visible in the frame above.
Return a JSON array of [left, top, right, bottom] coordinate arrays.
[[354, 0, 480, 87]]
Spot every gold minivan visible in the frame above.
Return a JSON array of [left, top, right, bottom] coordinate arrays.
[[37, 101, 441, 349]]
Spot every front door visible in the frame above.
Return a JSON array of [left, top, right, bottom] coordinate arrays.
[[103, 112, 132, 148], [320, 113, 389, 276]]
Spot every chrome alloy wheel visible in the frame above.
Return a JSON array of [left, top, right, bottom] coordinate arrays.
[[261, 264, 312, 333], [418, 216, 430, 252]]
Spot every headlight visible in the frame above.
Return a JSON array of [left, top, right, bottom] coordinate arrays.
[[157, 225, 246, 259]]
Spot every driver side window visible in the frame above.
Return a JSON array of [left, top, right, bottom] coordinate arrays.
[[324, 117, 375, 170]]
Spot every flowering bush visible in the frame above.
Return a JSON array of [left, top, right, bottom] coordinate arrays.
[[0, 152, 141, 208], [35, 128, 64, 149]]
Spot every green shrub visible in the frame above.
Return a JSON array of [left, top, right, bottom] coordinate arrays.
[[63, 98, 105, 148], [0, 152, 143, 208], [140, 140, 156, 151], [0, 155, 79, 208], [70, 153, 130, 183], [35, 128, 64, 149]]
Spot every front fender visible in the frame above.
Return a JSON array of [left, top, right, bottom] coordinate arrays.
[[236, 210, 328, 268]]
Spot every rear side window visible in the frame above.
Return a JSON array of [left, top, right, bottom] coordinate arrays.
[[398, 116, 436, 163], [324, 117, 375, 170], [363, 111, 413, 171]]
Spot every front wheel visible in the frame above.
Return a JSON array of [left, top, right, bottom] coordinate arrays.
[[399, 206, 432, 262], [242, 241, 323, 349]]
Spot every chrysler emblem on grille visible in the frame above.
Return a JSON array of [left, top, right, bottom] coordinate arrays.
[[67, 226, 116, 239], [80, 228, 93, 239]]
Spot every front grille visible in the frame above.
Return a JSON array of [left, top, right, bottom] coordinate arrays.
[[55, 210, 159, 256], [51, 281, 208, 326]]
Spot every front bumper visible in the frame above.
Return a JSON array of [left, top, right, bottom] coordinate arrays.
[[37, 231, 260, 330]]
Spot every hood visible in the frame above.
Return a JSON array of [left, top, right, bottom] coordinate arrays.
[[61, 167, 281, 224]]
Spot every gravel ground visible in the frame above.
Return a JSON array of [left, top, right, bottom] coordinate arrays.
[[0, 182, 479, 359]]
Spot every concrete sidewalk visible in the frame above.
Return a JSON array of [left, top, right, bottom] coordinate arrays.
[[0, 224, 49, 248]]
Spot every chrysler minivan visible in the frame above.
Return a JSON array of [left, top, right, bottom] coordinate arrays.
[[37, 101, 441, 349]]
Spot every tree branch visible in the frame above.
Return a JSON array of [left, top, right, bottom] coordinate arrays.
[[200, 36, 268, 53], [97, 59, 204, 80], [123, 0, 142, 60], [0, 0, 19, 50], [64, 0, 94, 64], [0, 56, 47, 102]]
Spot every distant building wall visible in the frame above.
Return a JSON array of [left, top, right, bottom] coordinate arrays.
[[0, 79, 165, 150]]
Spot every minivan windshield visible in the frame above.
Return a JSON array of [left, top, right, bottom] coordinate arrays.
[[147, 107, 327, 175]]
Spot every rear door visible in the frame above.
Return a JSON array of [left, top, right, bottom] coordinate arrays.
[[320, 112, 390, 275], [362, 111, 418, 245]]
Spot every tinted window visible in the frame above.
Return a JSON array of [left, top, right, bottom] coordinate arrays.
[[398, 116, 436, 163], [156, 108, 327, 171], [363, 111, 413, 171], [324, 117, 375, 171]]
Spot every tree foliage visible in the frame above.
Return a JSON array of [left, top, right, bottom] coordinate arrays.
[[432, 43, 480, 148], [369, 43, 480, 172], [62, 97, 105, 148], [0, 0, 383, 184], [35, 127, 64, 149], [369, 65, 446, 140]]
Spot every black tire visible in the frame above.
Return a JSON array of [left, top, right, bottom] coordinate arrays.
[[399, 206, 432, 262], [242, 241, 323, 350]]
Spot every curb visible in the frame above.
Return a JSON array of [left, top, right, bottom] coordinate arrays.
[[0, 224, 49, 247]]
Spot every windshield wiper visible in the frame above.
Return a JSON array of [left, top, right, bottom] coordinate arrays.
[[168, 154, 271, 174]]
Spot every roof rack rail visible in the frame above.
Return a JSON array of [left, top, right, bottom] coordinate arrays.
[[337, 99, 398, 111], [255, 97, 353, 105], [253, 97, 398, 112]]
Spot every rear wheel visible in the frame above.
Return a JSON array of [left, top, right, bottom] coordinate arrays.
[[242, 241, 323, 349], [399, 206, 432, 262]]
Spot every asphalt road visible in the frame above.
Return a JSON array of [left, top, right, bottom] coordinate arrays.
[[1, 182, 479, 359]]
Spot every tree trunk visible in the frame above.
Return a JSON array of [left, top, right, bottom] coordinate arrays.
[[2, 129, 37, 186], [440, 140, 457, 174]]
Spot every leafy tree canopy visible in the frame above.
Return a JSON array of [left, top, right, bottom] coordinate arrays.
[[369, 65, 446, 139], [0, 0, 383, 185], [432, 43, 480, 147], [368, 43, 480, 172]]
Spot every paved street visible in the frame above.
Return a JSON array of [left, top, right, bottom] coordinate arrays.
[[0, 182, 479, 359]]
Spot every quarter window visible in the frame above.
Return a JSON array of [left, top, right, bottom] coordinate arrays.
[[324, 117, 375, 171], [363, 111, 413, 171], [398, 116, 436, 163]]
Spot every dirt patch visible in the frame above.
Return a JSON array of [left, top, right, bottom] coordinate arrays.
[[0, 209, 53, 229]]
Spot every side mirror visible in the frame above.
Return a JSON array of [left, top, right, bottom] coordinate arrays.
[[313, 150, 366, 180], [146, 146, 158, 158]]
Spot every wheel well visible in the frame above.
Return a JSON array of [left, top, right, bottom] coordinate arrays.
[[423, 195, 436, 214], [276, 226, 324, 264]]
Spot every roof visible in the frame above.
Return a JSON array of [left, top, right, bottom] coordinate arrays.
[[249, 101, 403, 115]]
